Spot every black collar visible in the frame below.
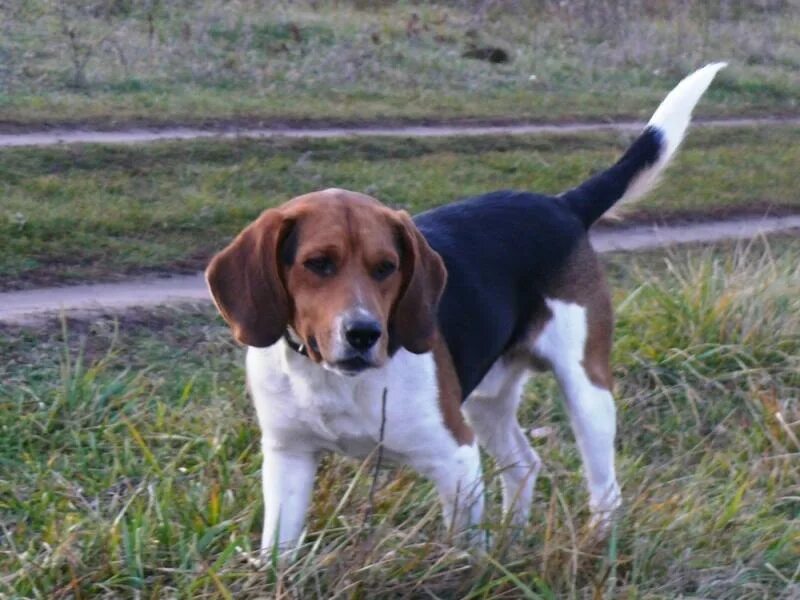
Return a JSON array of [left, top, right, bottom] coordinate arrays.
[[283, 331, 309, 357]]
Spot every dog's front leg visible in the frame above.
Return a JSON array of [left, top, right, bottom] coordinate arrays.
[[410, 442, 486, 547], [260, 444, 319, 556]]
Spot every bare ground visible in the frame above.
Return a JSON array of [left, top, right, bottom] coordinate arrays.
[[2, 116, 799, 148], [2, 215, 798, 325]]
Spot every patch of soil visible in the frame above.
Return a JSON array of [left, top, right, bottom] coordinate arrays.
[[2, 113, 799, 135], [0, 256, 209, 293], [0, 304, 227, 366], [3, 208, 799, 293], [598, 203, 800, 228]]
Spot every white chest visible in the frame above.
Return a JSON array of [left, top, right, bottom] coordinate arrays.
[[246, 343, 446, 462]]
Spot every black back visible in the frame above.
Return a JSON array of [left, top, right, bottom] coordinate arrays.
[[414, 190, 587, 398]]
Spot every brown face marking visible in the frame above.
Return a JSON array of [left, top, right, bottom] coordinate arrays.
[[207, 187, 447, 368], [281, 189, 405, 366], [431, 332, 475, 446]]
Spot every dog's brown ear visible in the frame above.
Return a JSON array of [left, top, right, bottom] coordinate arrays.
[[205, 209, 292, 347], [391, 210, 447, 354]]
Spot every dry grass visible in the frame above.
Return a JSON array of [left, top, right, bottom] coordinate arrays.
[[1, 238, 798, 598], [1, 0, 799, 126]]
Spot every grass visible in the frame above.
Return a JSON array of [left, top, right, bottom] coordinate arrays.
[[1, 237, 799, 597], [1, 0, 799, 127], [3, 125, 800, 290]]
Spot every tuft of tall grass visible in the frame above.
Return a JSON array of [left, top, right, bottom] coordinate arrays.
[[1, 238, 798, 597]]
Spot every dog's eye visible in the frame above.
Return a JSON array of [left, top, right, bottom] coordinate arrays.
[[304, 256, 335, 277], [372, 260, 397, 281]]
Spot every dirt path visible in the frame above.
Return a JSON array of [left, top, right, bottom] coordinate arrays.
[[1, 116, 798, 148], [2, 215, 798, 325]]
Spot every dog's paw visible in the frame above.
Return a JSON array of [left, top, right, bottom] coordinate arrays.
[[451, 525, 492, 554], [587, 483, 622, 538]]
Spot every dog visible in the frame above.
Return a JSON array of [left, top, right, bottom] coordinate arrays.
[[206, 64, 725, 554]]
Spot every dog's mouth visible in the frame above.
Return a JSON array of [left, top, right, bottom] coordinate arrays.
[[328, 355, 376, 376]]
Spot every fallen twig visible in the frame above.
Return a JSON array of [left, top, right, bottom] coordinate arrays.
[[364, 387, 388, 524]]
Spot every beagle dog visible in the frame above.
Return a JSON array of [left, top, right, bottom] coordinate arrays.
[[206, 64, 725, 554]]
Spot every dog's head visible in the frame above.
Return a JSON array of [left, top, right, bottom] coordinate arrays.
[[206, 189, 446, 375]]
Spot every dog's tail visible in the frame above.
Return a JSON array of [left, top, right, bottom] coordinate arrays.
[[561, 63, 726, 228]]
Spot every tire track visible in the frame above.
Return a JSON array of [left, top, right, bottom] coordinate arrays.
[[1, 116, 798, 148], [2, 215, 798, 324]]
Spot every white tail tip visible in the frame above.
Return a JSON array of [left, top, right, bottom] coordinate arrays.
[[648, 62, 727, 159], [605, 62, 726, 220]]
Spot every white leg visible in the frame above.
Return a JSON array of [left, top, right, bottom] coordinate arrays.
[[260, 445, 319, 555], [557, 374, 620, 528], [464, 374, 541, 528], [409, 442, 485, 546], [533, 300, 621, 530]]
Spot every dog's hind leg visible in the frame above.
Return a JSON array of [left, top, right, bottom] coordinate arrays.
[[532, 295, 621, 532], [463, 363, 541, 528]]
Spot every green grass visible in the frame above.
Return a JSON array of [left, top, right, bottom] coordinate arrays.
[[1, 1, 799, 127], [2, 125, 799, 289], [1, 238, 799, 597]]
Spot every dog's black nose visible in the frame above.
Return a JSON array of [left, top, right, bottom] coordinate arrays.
[[345, 320, 381, 352]]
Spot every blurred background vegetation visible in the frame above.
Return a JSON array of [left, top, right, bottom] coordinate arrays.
[[1, 0, 798, 126]]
